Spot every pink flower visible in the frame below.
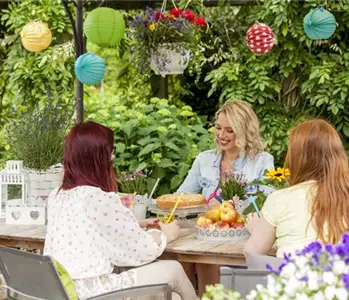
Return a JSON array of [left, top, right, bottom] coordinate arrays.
[[194, 17, 207, 27], [182, 10, 196, 22], [155, 11, 165, 20]]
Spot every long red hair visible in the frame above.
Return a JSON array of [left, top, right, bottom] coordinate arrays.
[[61, 121, 117, 192], [285, 119, 349, 244]]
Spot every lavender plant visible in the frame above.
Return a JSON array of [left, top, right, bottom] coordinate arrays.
[[6, 91, 74, 171]]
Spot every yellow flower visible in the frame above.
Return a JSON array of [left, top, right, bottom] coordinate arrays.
[[149, 23, 156, 31], [266, 167, 290, 182]]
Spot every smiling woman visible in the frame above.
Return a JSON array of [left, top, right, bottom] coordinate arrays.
[[176, 100, 274, 296]]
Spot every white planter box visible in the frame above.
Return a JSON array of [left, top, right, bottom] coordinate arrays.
[[27, 165, 63, 204], [6, 204, 46, 225]]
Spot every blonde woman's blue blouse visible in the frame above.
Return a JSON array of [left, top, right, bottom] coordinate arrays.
[[177, 149, 274, 200]]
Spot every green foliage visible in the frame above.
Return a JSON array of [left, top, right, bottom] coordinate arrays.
[[85, 96, 213, 195], [0, 0, 75, 105], [6, 92, 74, 171], [202, 284, 243, 300], [183, 0, 349, 164], [219, 173, 248, 200], [117, 171, 149, 194]]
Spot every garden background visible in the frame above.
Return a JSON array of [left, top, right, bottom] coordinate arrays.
[[1, 0, 349, 195]]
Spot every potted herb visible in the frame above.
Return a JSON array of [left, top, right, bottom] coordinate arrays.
[[6, 92, 74, 203], [127, 4, 207, 75]]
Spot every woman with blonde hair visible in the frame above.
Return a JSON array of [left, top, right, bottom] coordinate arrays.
[[245, 119, 349, 258], [178, 100, 274, 295]]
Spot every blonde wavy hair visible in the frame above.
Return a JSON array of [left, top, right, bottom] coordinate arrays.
[[215, 100, 264, 157], [285, 119, 349, 244]]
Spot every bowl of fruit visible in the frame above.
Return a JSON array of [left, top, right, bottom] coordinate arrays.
[[195, 201, 249, 241]]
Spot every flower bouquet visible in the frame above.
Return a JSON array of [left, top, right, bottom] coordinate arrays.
[[202, 233, 349, 299], [127, 3, 207, 75], [117, 170, 149, 208], [243, 167, 290, 215]]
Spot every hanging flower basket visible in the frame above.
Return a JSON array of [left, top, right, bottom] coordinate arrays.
[[150, 43, 191, 75]]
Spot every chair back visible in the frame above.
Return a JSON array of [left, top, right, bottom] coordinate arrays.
[[0, 246, 69, 300], [232, 269, 269, 297], [245, 252, 284, 270]]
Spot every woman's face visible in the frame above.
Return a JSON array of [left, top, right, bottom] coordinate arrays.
[[215, 113, 237, 152]]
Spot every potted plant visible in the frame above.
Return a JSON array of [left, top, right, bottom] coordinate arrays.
[[127, 4, 207, 76], [6, 92, 74, 204], [219, 173, 248, 210], [117, 170, 149, 208]]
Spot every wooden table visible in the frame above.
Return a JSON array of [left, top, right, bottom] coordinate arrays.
[[0, 218, 269, 266]]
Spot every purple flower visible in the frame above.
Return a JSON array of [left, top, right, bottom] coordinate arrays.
[[342, 274, 349, 289], [342, 233, 349, 244]]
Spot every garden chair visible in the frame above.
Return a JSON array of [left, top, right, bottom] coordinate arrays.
[[0, 246, 172, 300], [220, 268, 269, 297]]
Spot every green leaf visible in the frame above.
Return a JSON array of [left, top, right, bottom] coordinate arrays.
[[115, 142, 125, 153], [158, 158, 175, 168], [135, 161, 148, 171], [121, 121, 134, 137], [171, 175, 183, 190], [138, 143, 161, 157], [165, 141, 180, 152]]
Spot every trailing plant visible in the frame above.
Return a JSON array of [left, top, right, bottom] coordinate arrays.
[[127, 2, 207, 74], [6, 91, 74, 171]]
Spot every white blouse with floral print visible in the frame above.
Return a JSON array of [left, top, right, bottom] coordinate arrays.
[[44, 186, 166, 299]]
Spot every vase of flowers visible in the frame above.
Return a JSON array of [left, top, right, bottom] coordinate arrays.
[[117, 170, 149, 208], [219, 172, 249, 212], [243, 167, 290, 214], [128, 5, 207, 76]]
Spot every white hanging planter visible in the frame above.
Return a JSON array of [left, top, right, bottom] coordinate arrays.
[[150, 43, 191, 76]]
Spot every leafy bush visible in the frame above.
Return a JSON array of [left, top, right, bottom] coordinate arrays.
[[86, 97, 213, 195], [6, 92, 74, 171]]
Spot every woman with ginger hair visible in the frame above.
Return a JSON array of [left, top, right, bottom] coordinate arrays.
[[245, 119, 349, 257], [178, 100, 274, 295]]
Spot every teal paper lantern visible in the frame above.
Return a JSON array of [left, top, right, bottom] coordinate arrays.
[[84, 7, 125, 47], [75, 53, 105, 85], [303, 8, 336, 40]]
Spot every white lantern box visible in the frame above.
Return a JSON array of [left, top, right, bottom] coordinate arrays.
[[6, 202, 46, 225]]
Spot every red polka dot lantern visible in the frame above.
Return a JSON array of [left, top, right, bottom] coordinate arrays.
[[246, 23, 275, 54]]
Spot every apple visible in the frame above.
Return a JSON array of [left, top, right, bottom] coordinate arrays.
[[220, 201, 235, 212], [220, 209, 237, 223], [217, 220, 230, 229], [205, 206, 221, 222], [231, 222, 244, 229], [236, 215, 246, 224], [196, 216, 213, 227]]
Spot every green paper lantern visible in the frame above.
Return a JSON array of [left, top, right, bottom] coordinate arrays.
[[303, 7, 336, 40], [84, 7, 125, 47]]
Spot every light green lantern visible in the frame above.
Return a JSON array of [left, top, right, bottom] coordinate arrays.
[[84, 7, 125, 47], [303, 7, 336, 40]]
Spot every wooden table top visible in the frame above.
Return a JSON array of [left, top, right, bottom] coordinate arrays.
[[0, 218, 273, 265]]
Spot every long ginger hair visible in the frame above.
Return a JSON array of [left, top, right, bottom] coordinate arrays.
[[285, 119, 349, 244]]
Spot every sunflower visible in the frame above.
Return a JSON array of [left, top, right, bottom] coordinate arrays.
[[266, 167, 290, 182]]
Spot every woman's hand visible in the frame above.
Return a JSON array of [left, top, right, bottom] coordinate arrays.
[[139, 218, 158, 229], [208, 198, 221, 207], [159, 220, 180, 243], [245, 212, 260, 234]]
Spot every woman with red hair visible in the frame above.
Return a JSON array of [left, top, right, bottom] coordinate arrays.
[[44, 122, 196, 300]]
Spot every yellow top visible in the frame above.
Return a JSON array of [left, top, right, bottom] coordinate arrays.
[[262, 180, 318, 258]]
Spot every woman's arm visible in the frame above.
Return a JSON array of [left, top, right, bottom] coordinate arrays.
[[84, 191, 167, 267], [177, 153, 202, 194], [245, 212, 276, 254]]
